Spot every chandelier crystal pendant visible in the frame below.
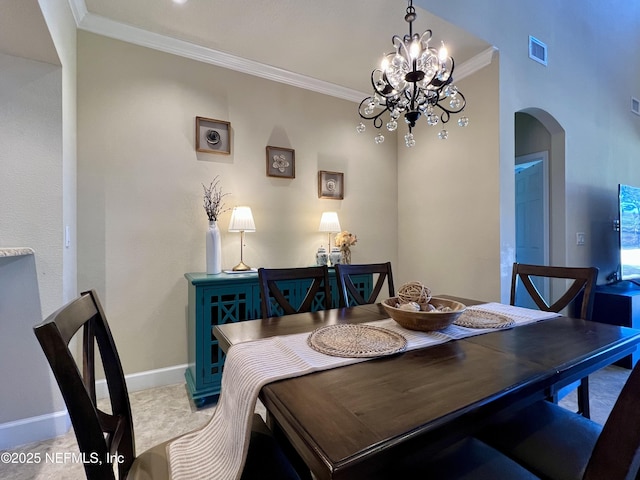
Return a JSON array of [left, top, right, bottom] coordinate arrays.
[[357, 0, 468, 147]]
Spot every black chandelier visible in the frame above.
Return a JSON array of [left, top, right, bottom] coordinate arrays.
[[357, 0, 468, 147]]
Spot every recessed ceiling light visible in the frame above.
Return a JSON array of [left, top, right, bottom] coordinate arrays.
[[172, 0, 188, 5]]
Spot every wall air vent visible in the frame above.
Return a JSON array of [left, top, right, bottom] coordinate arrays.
[[529, 36, 547, 66], [632, 97, 640, 116]]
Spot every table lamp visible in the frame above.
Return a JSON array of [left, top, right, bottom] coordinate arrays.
[[228, 206, 256, 271], [318, 211, 341, 266]]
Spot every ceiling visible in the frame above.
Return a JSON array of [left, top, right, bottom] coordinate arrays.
[[79, 0, 492, 96], [0, 0, 492, 98], [0, 0, 60, 65]]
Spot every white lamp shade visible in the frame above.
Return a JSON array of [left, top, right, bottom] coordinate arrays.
[[319, 211, 341, 232], [228, 206, 256, 232]]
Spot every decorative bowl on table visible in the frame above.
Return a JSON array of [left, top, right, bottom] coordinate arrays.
[[382, 297, 466, 332]]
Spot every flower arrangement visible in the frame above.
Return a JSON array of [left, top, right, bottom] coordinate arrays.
[[202, 176, 230, 222], [335, 231, 358, 248], [335, 231, 357, 264]]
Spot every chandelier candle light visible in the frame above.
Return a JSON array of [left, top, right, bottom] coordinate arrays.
[[357, 0, 468, 147], [228, 206, 256, 271]]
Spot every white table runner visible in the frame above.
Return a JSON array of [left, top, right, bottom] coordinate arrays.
[[167, 303, 558, 480]]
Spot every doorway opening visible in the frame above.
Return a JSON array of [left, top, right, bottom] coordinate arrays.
[[513, 110, 566, 308], [514, 152, 549, 308]]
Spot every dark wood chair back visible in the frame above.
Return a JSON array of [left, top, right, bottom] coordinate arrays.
[[510, 263, 598, 320], [511, 262, 599, 418], [33, 290, 135, 480], [335, 262, 395, 307], [35, 291, 303, 480], [258, 266, 331, 318], [477, 359, 640, 480], [584, 360, 640, 479]]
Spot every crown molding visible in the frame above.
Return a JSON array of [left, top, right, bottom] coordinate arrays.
[[67, 0, 87, 25], [68, 0, 495, 103], [455, 46, 498, 81]]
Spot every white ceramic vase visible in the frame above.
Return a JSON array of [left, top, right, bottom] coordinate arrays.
[[329, 247, 342, 266], [206, 221, 222, 274]]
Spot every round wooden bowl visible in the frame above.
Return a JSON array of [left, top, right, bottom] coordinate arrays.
[[382, 297, 466, 332]]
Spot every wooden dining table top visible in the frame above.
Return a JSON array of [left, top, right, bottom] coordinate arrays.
[[213, 297, 640, 480]]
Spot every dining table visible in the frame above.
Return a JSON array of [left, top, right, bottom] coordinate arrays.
[[213, 296, 640, 480]]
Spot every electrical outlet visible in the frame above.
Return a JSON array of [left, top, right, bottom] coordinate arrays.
[[576, 232, 585, 246]]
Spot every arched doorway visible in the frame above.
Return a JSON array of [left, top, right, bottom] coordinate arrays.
[[514, 109, 566, 307]]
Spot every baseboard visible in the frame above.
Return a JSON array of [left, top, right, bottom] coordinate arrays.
[[0, 410, 70, 451], [1, 363, 188, 450], [95, 363, 188, 399]]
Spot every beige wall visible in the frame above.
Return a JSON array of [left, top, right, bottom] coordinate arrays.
[[397, 61, 501, 301], [77, 32, 398, 374]]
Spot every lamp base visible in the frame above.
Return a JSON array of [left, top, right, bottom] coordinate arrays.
[[231, 261, 252, 272]]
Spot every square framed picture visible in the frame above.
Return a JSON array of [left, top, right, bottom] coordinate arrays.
[[318, 170, 344, 199], [196, 117, 231, 155], [266, 146, 295, 178]]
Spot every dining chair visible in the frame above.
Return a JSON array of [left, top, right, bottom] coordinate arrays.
[[511, 262, 598, 321], [258, 266, 331, 318], [33, 289, 301, 480], [511, 262, 598, 418], [392, 437, 541, 479], [334, 262, 395, 307], [477, 359, 640, 480]]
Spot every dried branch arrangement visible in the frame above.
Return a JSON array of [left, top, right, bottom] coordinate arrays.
[[202, 176, 230, 222]]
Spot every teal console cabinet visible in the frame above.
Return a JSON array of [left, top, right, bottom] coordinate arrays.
[[184, 270, 372, 405]]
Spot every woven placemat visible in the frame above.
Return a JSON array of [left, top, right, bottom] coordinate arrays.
[[307, 324, 407, 358], [454, 309, 515, 329]]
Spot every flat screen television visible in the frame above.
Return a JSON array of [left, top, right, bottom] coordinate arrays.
[[619, 184, 640, 280]]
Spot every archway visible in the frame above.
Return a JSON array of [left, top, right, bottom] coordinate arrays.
[[514, 109, 566, 304]]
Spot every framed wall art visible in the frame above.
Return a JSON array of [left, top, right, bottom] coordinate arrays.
[[196, 117, 231, 155], [266, 146, 295, 178], [318, 170, 344, 200]]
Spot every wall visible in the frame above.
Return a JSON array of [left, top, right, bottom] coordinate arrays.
[[418, 0, 640, 299], [397, 61, 501, 300], [0, 0, 74, 446], [0, 52, 65, 439], [0, 252, 70, 449], [0, 0, 77, 317], [77, 32, 398, 375], [39, 0, 78, 305], [515, 113, 550, 159], [0, 52, 63, 316]]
